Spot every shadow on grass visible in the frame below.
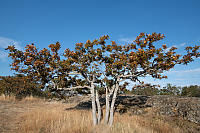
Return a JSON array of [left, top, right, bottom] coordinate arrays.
[[65, 95, 152, 113]]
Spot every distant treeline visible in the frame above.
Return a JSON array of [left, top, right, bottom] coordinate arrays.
[[130, 83, 200, 97], [0, 74, 200, 99], [0, 74, 89, 99], [0, 74, 50, 99]]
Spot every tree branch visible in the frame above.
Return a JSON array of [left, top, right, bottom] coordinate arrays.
[[119, 74, 137, 79], [67, 72, 82, 75], [57, 85, 91, 91]]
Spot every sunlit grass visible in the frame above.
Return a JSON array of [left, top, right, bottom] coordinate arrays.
[[0, 94, 182, 133], [16, 103, 181, 133]]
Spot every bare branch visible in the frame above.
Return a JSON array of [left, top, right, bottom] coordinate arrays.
[[57, 85, 90, 91], [135, 78, 142, 84], [119, 74, 136, 79], [66, 72, 82, 75], [118, 78, 127, 82]]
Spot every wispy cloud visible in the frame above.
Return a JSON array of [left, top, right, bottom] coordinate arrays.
[[0, 37, 22, 50], [118, 37, 136, 43], [0, 50, 7, 62], [123, 67, 200, 89], [166, 42, 186, 51], [175, 78, 186, 81], [0, 37, 22, 62], [126, 76, 162, 89], [179, 43, 186, 47], [168, 67, 200, 74]]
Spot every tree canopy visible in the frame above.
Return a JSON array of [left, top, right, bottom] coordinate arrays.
[[5, 32, 200, 126]]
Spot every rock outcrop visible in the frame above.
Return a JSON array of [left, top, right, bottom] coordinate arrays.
[[146, 95, 200, 124]]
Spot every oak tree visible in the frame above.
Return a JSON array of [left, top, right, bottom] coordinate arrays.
[[6, 32, 200, 126]]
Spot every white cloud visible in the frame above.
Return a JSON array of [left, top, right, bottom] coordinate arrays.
[[122, 67, 200, 89], [0, 50, 7, 62], [168, 67, 200, 74], [175, 78, 186, 81], [180, 43, 186, 47], [118, 37, 136, 43], [0, 37, 22, 50], [166, 42, 186, 51], [125, 76, 162, 90], [0, 37, 22, 62], [139, 77, 163, 86]]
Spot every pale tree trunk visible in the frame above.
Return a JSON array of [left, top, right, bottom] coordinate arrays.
[[104, 86, 110, 124], [91, 82, 97, 126], [52, 80, 58, 90], [108, 83, 119, 126], [52, 80, 56, 89], [95, 90, 102, 124]]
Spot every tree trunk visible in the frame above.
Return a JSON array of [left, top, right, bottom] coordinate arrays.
[[104, 86, 110, 124], [108, 83, 119, 126], [91, 82, 97, 126], [95, 90, 102, 124]]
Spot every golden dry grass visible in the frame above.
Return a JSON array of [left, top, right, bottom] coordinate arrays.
[[0, 95, 182, 133], [16, 108, 182, 133], [0, 94, 16, 101], [0, 94, 45, 102]]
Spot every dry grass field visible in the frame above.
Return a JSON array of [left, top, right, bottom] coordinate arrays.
[[0, 95, 187, 133]]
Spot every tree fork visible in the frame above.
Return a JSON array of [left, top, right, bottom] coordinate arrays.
[[108, 83, 119, 126]]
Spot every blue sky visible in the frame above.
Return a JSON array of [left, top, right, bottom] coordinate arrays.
[[0, 0, 200, 87]]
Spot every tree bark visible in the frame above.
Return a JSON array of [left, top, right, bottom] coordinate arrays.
[[108, 83, 119, 126], [95, 90, 101, 124], [91, 82, 97, 126], [104, 86, 110, 124], [52, 80, 56, 89]]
